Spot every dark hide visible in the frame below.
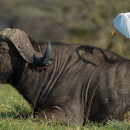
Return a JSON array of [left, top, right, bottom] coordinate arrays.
[[0, 37, 130, 125]]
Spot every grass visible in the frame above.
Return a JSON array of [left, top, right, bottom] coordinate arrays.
[[0, 84, 129, 130]]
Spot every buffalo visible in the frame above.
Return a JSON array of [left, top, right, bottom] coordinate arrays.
[[0, 28, 129, 125]]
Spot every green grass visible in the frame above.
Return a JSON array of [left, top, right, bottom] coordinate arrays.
[[0, 84, 129, 130]]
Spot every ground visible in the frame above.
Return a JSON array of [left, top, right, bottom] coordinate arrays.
[[0, 84, 129, 130]]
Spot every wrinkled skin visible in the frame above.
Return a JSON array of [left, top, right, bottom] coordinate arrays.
[[0, 37, 130, 125]]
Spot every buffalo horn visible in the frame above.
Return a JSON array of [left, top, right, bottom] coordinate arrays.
[[33, 42, 52, 67]]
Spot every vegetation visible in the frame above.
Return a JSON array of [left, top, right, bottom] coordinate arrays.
[[0, 85, 129, 130], [0, 0, 130, 58]]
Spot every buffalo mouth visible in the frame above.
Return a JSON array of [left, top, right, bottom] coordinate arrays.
[[0, 79, 7, 84], [0, 77, 7, 83], [0, 71, 12, 84]]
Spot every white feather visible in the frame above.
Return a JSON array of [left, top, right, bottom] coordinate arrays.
[[113, 12, 130, 38]]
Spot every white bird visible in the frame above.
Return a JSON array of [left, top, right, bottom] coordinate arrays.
[[113, 12, 130, 38]]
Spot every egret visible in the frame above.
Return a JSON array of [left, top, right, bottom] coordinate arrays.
[[112, 12, 130, 38]]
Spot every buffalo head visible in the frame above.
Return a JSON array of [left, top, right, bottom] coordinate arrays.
[[0, 28, 51, 84]]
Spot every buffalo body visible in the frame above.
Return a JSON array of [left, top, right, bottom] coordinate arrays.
[[0, 28, 129, 125]]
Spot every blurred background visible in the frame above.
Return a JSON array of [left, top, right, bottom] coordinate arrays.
[[0, 0, 130, 58]]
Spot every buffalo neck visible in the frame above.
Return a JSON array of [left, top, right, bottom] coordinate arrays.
[[12, 43, 77, 108]]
